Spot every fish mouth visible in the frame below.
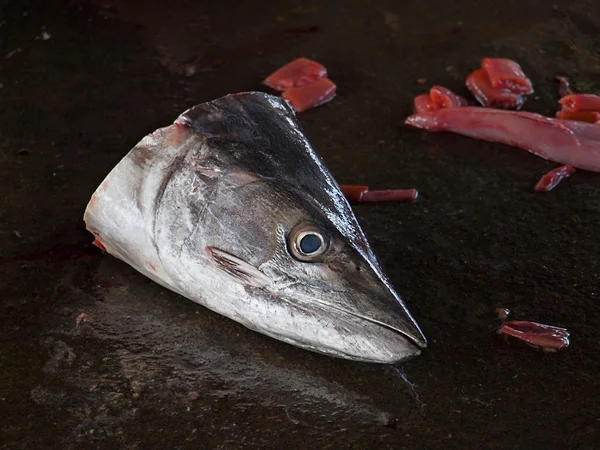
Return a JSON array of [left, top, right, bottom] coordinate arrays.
[[329, 302, 427, 351], [290, 296, 426, 364], [353, 317, 422, 363], [347, 308, 427, 350]]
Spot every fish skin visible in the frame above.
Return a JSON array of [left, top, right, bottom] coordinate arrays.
[[84, 92, 427, 363]]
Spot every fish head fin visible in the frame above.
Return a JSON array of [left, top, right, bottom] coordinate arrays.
[[206, 246, 272, 288]]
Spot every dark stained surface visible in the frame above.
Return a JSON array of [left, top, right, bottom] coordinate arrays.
[[1, 0, 600, 448]]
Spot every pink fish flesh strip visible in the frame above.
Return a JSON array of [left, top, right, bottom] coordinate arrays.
[[534, 165, 576, 192], [481, 58, 534, 95], [499, 320, 570, 351], [559, 94, 600, 113], [404, 107, 600, 172]]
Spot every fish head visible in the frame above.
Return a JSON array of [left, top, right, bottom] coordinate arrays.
[[85, 92, 427, 364]]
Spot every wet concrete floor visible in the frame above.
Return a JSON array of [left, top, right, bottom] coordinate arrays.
[[1, 0, 600, 448]]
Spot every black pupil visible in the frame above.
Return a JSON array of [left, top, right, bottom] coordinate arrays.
[[299, 234, 321, 254]]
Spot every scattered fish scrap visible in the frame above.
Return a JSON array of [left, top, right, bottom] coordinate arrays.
[[413, 85, 467, 114], [554, 80, 600, 125], [262, 57, 327, 90], [499, 320, 570, 352], [282, 77, 336, 113], [534, 165, 575, 192], [262, 57, 336, 112], [430, 85, 469, 108], [406, 57, 600, 192], [559, 93, 600, 113], [481, 58, 533, 95], [339, 185, 419, 203], [466, 58, 533, 109]]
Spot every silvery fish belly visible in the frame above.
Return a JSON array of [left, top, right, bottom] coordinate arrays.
[[84, 92, 427, 364]]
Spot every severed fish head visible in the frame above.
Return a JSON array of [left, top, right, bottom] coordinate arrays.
[[84, 92, 426, 364]]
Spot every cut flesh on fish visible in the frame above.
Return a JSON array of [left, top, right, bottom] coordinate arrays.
[[84, 92, 427, 364]]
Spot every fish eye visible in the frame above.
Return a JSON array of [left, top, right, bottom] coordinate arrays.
[[299, 234, 321, 254], [288, 223, 329, 261]]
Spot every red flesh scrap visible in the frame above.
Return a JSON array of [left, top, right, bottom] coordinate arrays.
[[282, 78, 336, 112], [466, 68, 524, 109], [555, 111, 600, 123], [481, 58, 533, 95], [91, 231, 106, 251], [339, 185, 419, 202], [360, 189, 418, 202], [559, 94, 600, 113], [262, 57, 327, 91], [499, 320, 570, 351], [404, 107, 600, 172], [556, 76, 573, 98], [429, 85, 468, 108], [339, 185, 369, 202], [535, 165, 575, 192], [413, 94, 440, 114]]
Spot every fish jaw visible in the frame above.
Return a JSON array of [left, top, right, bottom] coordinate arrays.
[[253, 241, 426, 363], [201, 241, 426, 363], [248, 291, 423, 364]]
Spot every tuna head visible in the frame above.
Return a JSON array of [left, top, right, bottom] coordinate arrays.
[[84, 92, 426, 364]]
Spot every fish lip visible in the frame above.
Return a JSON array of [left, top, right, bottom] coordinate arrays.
[[300, 295, 428, 351], [313, 332, 421, 364], [358, 312, 427, 349], [336, 305, 428, 350], [293, 305, 423, 363]]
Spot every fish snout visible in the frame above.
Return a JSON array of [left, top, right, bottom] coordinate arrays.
[[352, 284, 427, 351], [335, 264, 428, 354]]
